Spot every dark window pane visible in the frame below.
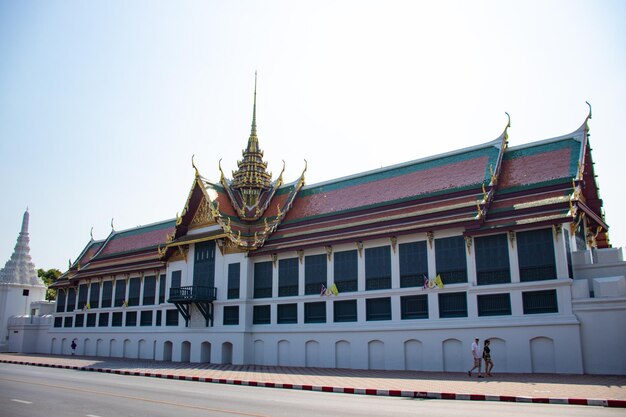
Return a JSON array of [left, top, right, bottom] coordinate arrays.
[[56, 290, 67, 312], [304, 301, 326, 323], [77, 284, 88, 310], [366, 297, 392, 321], [565, 229, 573, 279], [334, 250, 358, 293], [114, 280, 126, 307], [334, 300, 357, 322], [143, 276, 156, 305], [253, 305, 271, 324], [63, 316, 73, 327], [254, 262, 273, 299], [159, 274, 166, 304], [438, 292, 467, 318], [475, 234, 511, 285], [305, 254, 327, 295], [223, 306, 239, 325], [171, 270, 182, 289], [98, 312, 109, 327], [125, 311, 137, 326], [66, 288, 76, 312], [399, 241, 428, 288], [128, 278, 140, 307], [401, 295, 428, 319], [278, 258, 299, 297], [54, 317, 62, 327], [86, 313, 97, 327], [74, 313, 84, 327], [365, 246, 391, 290], [518, 229, 557, 282], [477, 293, 512, 316], [227, 263, 240, 299], [101, 281, 113, 308], [165, 309, 179, 326], [89, 283, 100, 309], [435, 236, 467, 284], [193, 240, 215, 287], [111, 312, 123, 327], [140, 310, 153, 326], [523, 289, 558, 314], [277, 303, 298, 324], [155, 310, 162, 326]]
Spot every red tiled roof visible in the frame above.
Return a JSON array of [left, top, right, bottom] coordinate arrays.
[[499, 147, 574, 190]]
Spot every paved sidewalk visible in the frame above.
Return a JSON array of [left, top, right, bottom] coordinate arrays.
[[1, 353, 624, 408]]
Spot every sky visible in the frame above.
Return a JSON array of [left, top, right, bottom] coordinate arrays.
[[0, 0, 624, 271]]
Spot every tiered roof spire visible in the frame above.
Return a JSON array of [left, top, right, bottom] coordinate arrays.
[[0, 209, 44, 286]]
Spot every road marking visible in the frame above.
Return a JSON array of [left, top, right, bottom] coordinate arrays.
[[11, 399, 32, 404], [86, 414, 102, 417], [0, 376, 270, 417]]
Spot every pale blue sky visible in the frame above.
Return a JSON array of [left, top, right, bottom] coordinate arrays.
[[1, 0, 624, 270]]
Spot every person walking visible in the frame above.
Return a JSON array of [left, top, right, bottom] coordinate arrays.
[[483, 339, 493, 376], [71, 340, 77, 355], [468, 337, 483, 377]]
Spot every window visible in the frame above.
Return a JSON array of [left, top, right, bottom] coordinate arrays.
[[575, 221, 586, 251], [517, 229, 557, 282], [334, 250, 358, 292], [66, 288, 76, 312], [400, 241, 428, 288], [155, 310, 162, 326], [140, 310, 153, 326], [143, 276, 156, 305], [193, 240, 216, 287], [253, 305, 271, 324], [158, 274, 166, 304], [89, 282, 100, 309], [334, 300, 357, 322], [98, 312, 109, 327], [366, 297, 392, 321], [128, 278, 140, 306], [438, 292, 467, 318], [111, 312, 123, 327], [227, 263, 240, 299], [74, 314, 84, 327], [523, 289, 558, 314], [564, 229, 573, 279], [278, 258, 299, 297], [125, 311, 137, 326], [114, 280, 126, 307], [304, 302, 326, 323], [477, 293, 511, 316], [223, 306, 239, 325], [435, 236, 467, 283], [86, 313, 96, 328], [365, 246, 391, 290], [77, 284, 88, 310], [171, 270, 182, 289], [63, 316, 73, 327], [56, 290, 67, 312], [54, 317, 62, 327], [277, 303, 298, 324], [101, 281, 113, 308], [254, 262, 273, 299], [401, 295, 428, 319], [305, 254, 327, 295], [475, 234, 511, 285], [165, 309, 179, 326]]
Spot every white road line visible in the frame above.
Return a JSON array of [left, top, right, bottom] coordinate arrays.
[[86, 414, 102, 417], [11, 399, 33, 404]]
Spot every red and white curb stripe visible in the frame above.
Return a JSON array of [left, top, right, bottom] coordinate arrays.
[[2, 359, 624, 408]]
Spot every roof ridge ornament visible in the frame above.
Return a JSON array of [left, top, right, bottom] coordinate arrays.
[[586, 101, 592, 121], [192, 154, 200, 178], [110, 218, 115, 232]]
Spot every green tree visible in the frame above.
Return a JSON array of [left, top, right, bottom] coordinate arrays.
[[37, 268, 62, 301]]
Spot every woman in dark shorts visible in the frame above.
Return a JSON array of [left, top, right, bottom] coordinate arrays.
[[483, 339, 493, 376]]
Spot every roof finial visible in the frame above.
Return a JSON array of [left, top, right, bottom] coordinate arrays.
[[191, 154, 199, 177], [585, 101, 592, 120], [110, 218, 115, 231], [251, 71, 258, 137], [505, 111, 511, 129], [90, 227, 94, 240]]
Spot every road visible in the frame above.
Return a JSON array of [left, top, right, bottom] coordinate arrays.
[[0, 363, 621, 417]]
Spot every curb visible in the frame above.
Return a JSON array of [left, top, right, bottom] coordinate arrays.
[[2, 359, 624, 408]]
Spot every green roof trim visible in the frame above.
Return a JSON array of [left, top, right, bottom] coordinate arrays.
[[110, 219, 176, 240], [503, 138, 581, 177]]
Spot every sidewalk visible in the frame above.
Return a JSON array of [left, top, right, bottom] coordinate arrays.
[[1, 353, 624, 408]]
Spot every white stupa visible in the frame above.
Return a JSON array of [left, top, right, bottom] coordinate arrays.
[[0, 210, 46, 350]]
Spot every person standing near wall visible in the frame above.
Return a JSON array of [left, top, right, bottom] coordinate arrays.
[[483, 339, 493, 376], [468, 338, 483, 377], [71, 340, 76, 355]]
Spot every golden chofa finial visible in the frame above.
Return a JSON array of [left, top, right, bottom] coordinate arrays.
[[505, 111, 511, 129], [90, 227, 94, 240], [110, 218, 115, 231], [218, 158, 226, 182], [191, 154, 199, 177], [586, 101, 592, 120]]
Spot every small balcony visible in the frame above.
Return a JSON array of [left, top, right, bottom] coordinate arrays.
[[168, 285, 216, 303]]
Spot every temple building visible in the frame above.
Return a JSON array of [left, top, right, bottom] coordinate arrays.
[[21, 85, 624, 374]]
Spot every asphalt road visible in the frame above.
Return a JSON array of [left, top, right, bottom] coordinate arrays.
[[0, 363, 621, 417]]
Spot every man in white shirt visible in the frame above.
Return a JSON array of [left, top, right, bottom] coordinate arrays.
[[468, 337, 483, 378]]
